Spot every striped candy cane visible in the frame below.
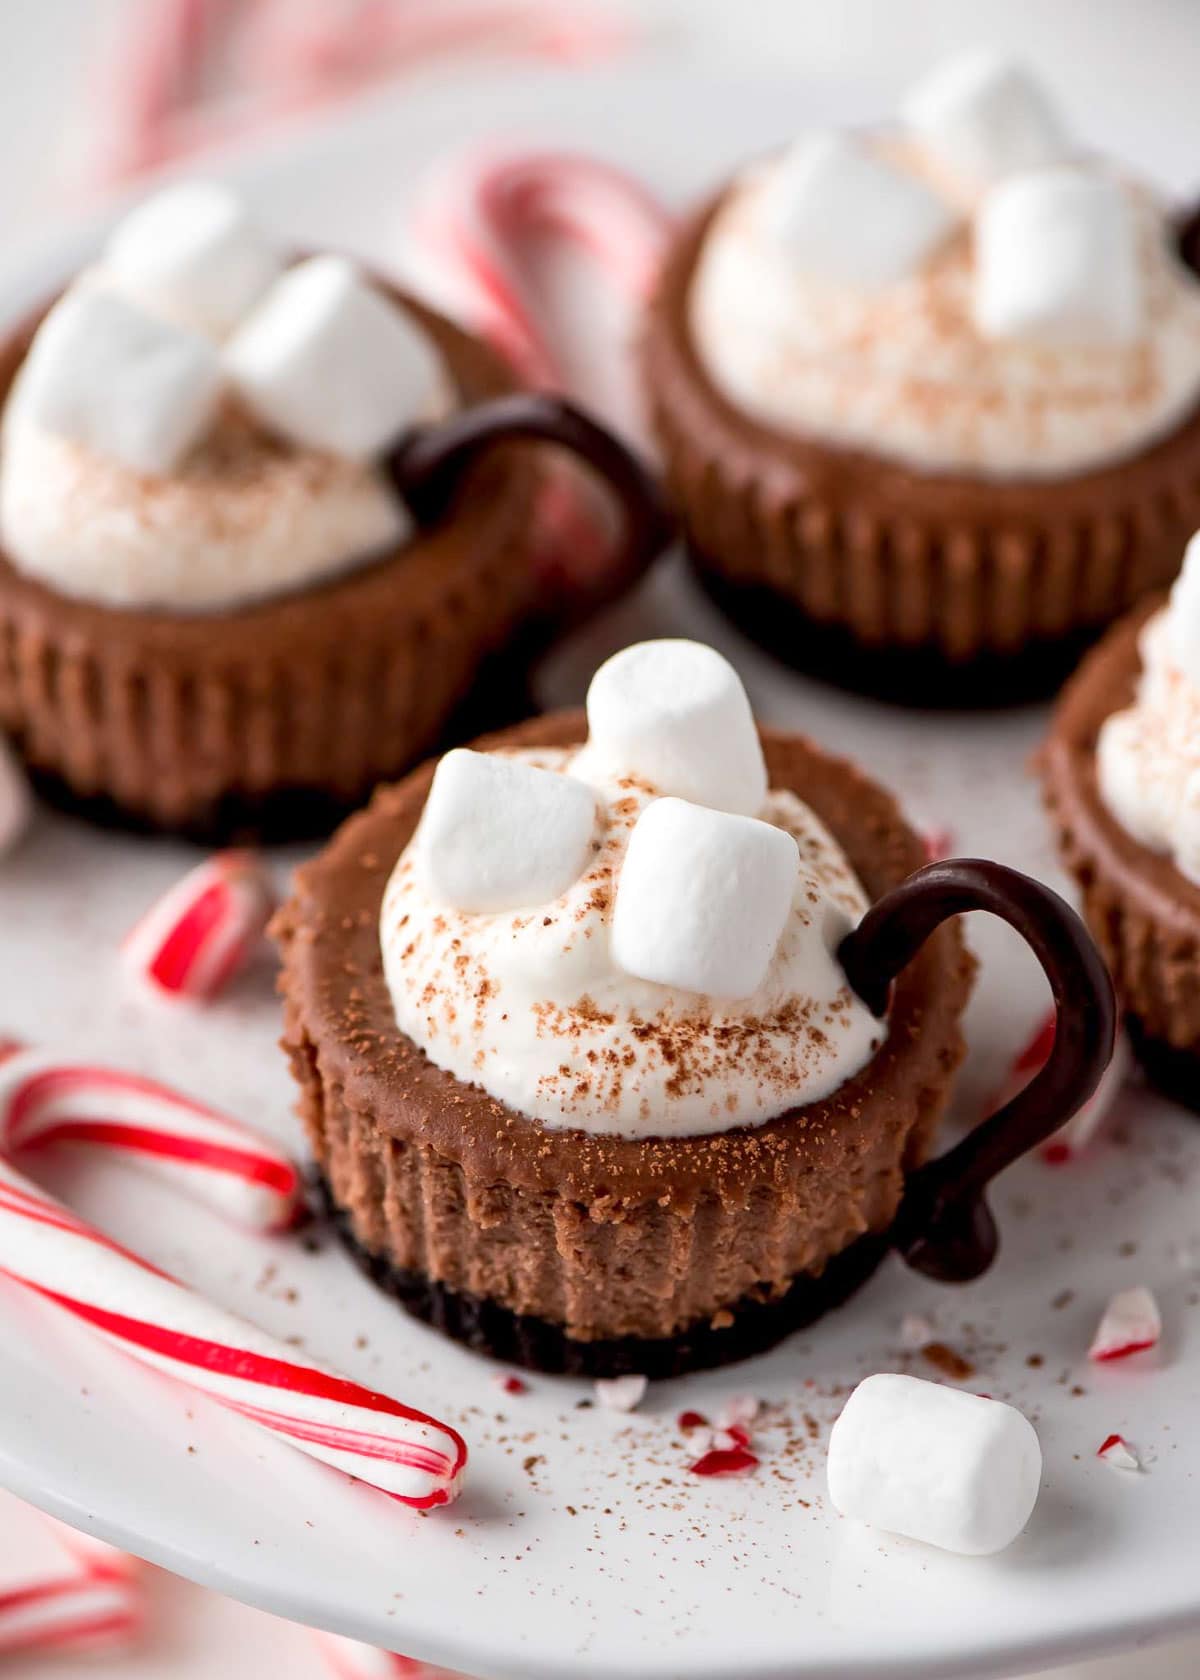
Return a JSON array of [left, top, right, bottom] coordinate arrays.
[[0, 1494, 142, 1657], [312, 1629, 467, 1679], [405, 148, 672, 608], [122, 850, 275, 1002], [85, 0, 632, 187], [0, 1043, 302, 1234], [407, 147, 669, 392], [0, 1158, 466, 1509], [988, 1009, 1132, 1162]]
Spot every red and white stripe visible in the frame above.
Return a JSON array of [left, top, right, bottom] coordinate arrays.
[[312, 1629, 466, 1679], [0, 1043, 302, 1234], [986, 1008, 1132, 1162], [0, 1157, 466, 1509], [86, 0, 631, 187], [407, 147, 669, 391], [0, 1494, 142, 1658], [122, 850, 275, 1002], [406, 148, 672, 601]]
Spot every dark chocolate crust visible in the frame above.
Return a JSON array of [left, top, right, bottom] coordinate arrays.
[[1042, 595, 1200, 1103], [275, 714, 975, 1360], [643, 192, 1200, 685], [317, 1173, 890, 1377], [0, 289, 539, 837]]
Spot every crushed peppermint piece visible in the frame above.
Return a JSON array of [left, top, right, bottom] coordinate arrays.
[[493, 1373, 527, 1395], [899, 1312, 936, 1350], [1089, 1286, 1162, 1363], [594, 1374, 647, 1412], [922, 825, 955, 863], [1097, 1433, 1141, 1471], [677, 1410, 709, 1433], [989, 1010, 1130, 1162], [688, 1445, 759, 1478], [716, 1393, 759, 1430]]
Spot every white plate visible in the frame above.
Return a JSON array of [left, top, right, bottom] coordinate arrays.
[[2, 60, 1199, 1680]]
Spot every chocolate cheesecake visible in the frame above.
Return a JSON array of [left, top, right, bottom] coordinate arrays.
[[0, 181, 664, 839], [1043, 559, 1200, 1104], [641, 53, 1200, 702], [277, 640, 1115, 1376]]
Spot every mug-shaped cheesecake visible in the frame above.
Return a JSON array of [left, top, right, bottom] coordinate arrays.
[[1042, 527, 1200, 1107], [641, 51, 1200, 704], [277, 639, 1115, 1377], [0, 181, 667, 839]]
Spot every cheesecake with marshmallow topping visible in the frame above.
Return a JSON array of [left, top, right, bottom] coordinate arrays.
[[1043, 531, 1200, 1104], [275, 639, 975, 1375], [0, 180, 664, 837], [642, 50, 1200, 700]]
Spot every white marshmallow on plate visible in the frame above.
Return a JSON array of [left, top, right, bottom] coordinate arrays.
[[415, 748, 596, 913], [104, 181, 282, 340], [902, 51, 1070, 185], [611, 796, 798, 999], [827, 1373, 1042, 1556], [225, 255, 445, 460], [14, 287, 223, 476], [578, 640, 767, 816], [760, 133, 958, 290], [974, 168, 1142, 347]]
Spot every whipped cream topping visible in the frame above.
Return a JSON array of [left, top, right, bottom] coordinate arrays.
[[381, 656, 887, 1138], [0, 182, 446, 613], [0, 396, 408, 612], [1096, 545, 1200, 884], [690, 143, 1200, 479]]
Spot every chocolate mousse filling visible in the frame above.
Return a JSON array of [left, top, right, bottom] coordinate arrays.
[[0, 291, 539, 840], [1042, 595, 1200, 1107], [276, 713, 975, 1376], [642, 194, 1200, 704]]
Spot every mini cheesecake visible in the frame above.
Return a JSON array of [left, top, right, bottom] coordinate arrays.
[[0, 181, 661, 839], [276, 641, 977, 1376], [1043, 536, 1200, 1104], [642, 52, 1200, 702]]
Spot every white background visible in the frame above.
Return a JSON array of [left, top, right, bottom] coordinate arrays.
[[2, 2, 1200, 1676]]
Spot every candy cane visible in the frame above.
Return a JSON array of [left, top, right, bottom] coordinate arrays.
[[0, 1158, 466, 1509], [122, 850, 275, 1002], [405, 147, 672, 603], [987, 1009, 1132, 1162], [0, 1043, 302, 1234], [0, 1494, 142, 1657], [85, 0, 632, 187], [406, 148, 670, 391], [312, 1629, 466, 1680]]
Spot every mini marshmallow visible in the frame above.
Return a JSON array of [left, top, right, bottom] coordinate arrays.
[[224, 255, 445, 460], [761, 133, 958, 290], [15, 287, 222, 476], [578, 640, 767, 816], [416, 748, 596, 913], [974, 169, 1142, 346], [611, 796, 798, 999], [827, 1373, 1042, 1555], [902, 51, 1070, 185], [104, 181, 282, 340]]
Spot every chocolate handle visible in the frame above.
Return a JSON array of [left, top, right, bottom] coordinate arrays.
[[1176, 198, 1200, 277], [389, 394, 672, 616], [838, 859, 1116, 1284]]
